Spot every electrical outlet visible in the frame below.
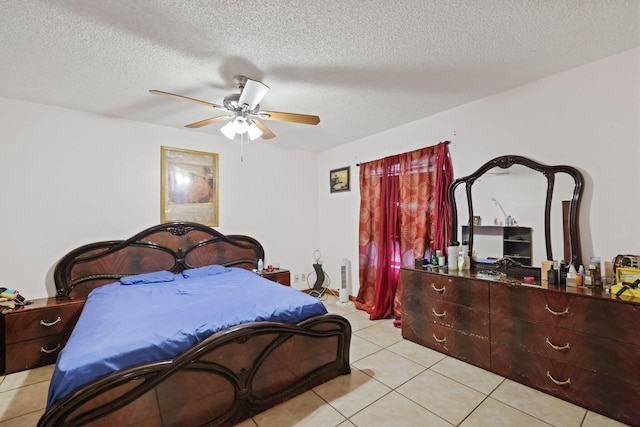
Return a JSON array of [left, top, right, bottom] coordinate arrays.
[[294, 274, 300, 283], [301, 273, 306, 281]]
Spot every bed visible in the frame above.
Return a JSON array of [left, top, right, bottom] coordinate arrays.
[[38, 222, 351, 427]]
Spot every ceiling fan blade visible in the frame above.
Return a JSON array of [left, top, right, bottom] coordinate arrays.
[[253, 119, 276, 139], [149, 90, 224, 109], [238, 79, 270, 110], [259, 110, 320, 125], [185, 116, 232, 128]]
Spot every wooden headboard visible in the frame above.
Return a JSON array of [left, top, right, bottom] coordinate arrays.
[[54, 222, 264, 298]]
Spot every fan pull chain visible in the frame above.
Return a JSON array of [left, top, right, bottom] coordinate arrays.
[[240, 132, 245, 162]]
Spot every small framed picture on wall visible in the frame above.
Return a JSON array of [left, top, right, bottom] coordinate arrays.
[[330, 166, 350, 193]]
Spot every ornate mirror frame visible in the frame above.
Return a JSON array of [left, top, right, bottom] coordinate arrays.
[[448, 155, 584, 278]]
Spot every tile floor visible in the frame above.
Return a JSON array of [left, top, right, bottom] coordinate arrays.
[[0, 294, 630, 427]]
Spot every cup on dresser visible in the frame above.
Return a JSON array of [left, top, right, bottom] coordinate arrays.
[[273, 262, 280, 270]]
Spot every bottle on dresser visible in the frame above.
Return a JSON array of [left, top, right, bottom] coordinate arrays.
[[448, 242, 460, 270]]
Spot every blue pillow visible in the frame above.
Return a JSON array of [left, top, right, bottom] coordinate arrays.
[[120, 270, 177, 285], [182, 264, 230, 279]]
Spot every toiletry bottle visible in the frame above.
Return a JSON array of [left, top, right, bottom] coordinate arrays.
[[548, 260, 558, 285], [257, 258, 263, 272], [447, 242, 459, 270], [461, 241, 469, 257], [431, 251, 438, 266], [463, 252, 471, 270], [577, 264, 585, 286], [460, 241, 470, 270], [559, 261, 568, 285], [457, 250, 465, 271], [438, 250, 445, 267], [566, 264, 577, 286]]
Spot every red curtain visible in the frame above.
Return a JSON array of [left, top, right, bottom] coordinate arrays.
[[434, 142, 454, 252], [356, 142, 453, 321]]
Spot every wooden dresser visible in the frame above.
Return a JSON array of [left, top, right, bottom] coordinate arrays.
[[0, 296, 85, 374], [401, 267, 640, 426]]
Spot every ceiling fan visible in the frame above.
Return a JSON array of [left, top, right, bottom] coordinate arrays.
[[150, 75, 320, 141]]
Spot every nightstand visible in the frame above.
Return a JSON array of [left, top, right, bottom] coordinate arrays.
[[260, 269, 291, 286], [0, 296, 85, 374]]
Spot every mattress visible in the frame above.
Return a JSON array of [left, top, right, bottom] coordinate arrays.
[[47, 267, 327, 406]]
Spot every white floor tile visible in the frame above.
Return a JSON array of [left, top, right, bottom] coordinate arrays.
[[349, 391, 452, 427], [397, 370, 485, 425], [352, 349, 425, 389], [252, 390, 346, 427], [490, 379, 586, 427], [459, 397, 551, 427], [430, 356, 504, 395], [386, 339, 447, 368]]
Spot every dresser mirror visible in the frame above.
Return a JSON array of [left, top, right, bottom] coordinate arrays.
[[448, 155, 584, 277]]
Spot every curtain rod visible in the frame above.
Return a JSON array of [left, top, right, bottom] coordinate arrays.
[[355, 140, 451, 166]]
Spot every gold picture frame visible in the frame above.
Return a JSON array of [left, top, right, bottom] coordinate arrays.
[[161, 146, 219, 226]]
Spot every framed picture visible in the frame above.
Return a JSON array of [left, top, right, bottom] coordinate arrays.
[[330, 166, 350, 193], [161, 146, 219, 226]]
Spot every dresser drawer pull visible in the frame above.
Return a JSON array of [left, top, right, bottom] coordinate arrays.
[[546, 371, 571, 386], [432, 308, 446, 318], [432, 334, 447, 343], [40, 317, 62, 327], [41, 343, 61, 354], [544, 304, 569, 316], [431, 284, 446, 292], [545, 337, 570, 352]]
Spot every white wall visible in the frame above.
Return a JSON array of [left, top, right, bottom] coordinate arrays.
[[318, 48, 640, 296], [0, 99, 319, 299], [2, 48, 638, 301]]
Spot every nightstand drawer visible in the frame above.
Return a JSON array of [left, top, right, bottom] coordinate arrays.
[[5, 332, 69, 372], [5, 299, 84, 343], [262, 270, 291, 286]]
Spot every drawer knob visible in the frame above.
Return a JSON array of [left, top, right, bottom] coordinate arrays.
[[41, 343, 61, 354], [544, 304, 569, 317], [431, 283, 446, 293], [546, 371, 571, 386], [432, 333, 447, 344], [432, 308, 446, 318], [545, 337, 570, 352], [40, 317, 62, 327]]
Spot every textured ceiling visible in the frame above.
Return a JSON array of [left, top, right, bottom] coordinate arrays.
[[1, 1, 638, 151]]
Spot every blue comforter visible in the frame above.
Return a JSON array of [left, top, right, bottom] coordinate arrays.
[[47, 267, 327, 407]]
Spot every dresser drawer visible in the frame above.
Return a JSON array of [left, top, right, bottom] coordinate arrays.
[[490, 283, 640, 345], [401, 269, 489, 308], [403, 321, 490, 369], [492, 345, 640, 426], [5, 301, 83, 344], [5, 333, 69, 373], [408, 298, 490, 337], [491, 312, 640, 385]]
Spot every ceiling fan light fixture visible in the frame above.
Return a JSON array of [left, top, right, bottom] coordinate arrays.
[[247, 121, 263, 140], [231, 116, 249, 134], [220, 121, 236, 139]]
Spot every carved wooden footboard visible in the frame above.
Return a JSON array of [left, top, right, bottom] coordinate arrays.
[[39, 315, 351, 427]]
